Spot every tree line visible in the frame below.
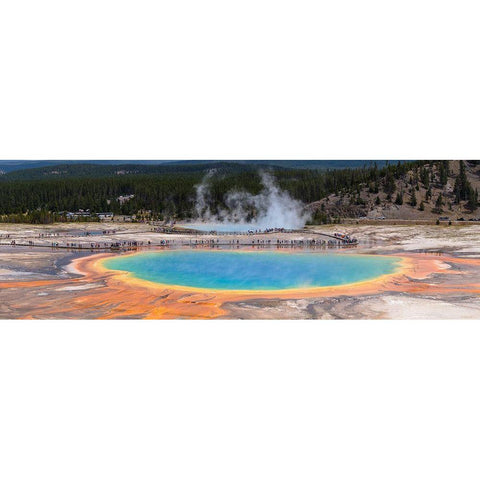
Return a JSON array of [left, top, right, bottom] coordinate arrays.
[[0, 160, 477, 223]]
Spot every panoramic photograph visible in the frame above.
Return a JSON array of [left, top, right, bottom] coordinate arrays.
[[4, 2, 479, 479], [0, 159, 479, 319]]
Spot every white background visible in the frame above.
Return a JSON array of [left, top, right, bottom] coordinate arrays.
[[1, 1, 480, 479]]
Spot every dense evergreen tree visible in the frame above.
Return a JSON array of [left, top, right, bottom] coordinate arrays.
[[420, 167, 430, 188], [410, 190, 417, 207], [425, 187, 432, 201], [439, 161, 449, 186], [0, 160, 475, 223], [454, 160, 471, 202], [466, 188, 479, 212], [383, 169, 396, 195], [433, 193, 444, 213]]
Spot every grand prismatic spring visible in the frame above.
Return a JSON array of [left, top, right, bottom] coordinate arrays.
[[1, 222, 480, 319], [102, 251, 401, 291], [2, 160, 480, 319]]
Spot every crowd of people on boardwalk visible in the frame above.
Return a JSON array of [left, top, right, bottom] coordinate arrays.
[[2, 239, 152, 250], [1, 228, 359, 250], [2, 235, 358, 249], [83, 229, 117, 236], [38, 229, 118, 238], [184, 237, 354, 247], [62, 240, 152, 249], [246, 228, 287, 235], [37, 232, 61, 238]]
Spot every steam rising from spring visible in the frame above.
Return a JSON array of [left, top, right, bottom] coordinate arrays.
[[194, 171, 311, 230]]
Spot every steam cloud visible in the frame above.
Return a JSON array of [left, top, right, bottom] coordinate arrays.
[[194, 171, 311, 230]]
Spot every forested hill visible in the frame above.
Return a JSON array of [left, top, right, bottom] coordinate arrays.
[[0, 160, 478, 223], [0, 161, 277, 180], [0, 160, 406, 178]]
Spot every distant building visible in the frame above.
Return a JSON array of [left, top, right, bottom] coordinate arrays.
[[97, 212, 114, 220], [113, 215, 136, 222], [65, 210, 92, 219]]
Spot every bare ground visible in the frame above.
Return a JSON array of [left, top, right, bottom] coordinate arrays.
[[1, 222, 480, 319]]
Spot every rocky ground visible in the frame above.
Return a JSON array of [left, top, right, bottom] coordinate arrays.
[[0, 222, 479, 319], [309, 160, 480, 221]]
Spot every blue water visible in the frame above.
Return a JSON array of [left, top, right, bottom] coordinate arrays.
[[103, 250, 401, 291]]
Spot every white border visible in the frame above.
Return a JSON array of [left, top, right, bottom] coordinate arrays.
[[0, 1, 479, 160], [1, 1, 480, 479], [1, 320, 480, 480]]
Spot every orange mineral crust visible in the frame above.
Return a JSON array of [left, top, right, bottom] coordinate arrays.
[[1, 250, 479, 319]]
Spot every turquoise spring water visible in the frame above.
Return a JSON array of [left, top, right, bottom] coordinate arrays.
[[102, 250, 401, 291]]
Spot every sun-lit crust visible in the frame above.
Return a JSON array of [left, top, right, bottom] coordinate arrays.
[[74, 250, 480, 318], [2, 249, 480, 319]]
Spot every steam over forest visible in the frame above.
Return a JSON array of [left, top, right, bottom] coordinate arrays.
[[0, 160, 478, 224]]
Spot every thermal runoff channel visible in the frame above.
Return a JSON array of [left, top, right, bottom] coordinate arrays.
[[102, 251, 401, 291]]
